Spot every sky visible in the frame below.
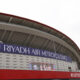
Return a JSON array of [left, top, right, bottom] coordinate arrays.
[[0, 0, 80, 48]]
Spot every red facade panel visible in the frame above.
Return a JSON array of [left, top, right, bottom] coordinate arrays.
[[0, 69, 80, 79]]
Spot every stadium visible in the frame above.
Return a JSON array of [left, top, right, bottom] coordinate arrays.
[[0, 13, 80, 80]]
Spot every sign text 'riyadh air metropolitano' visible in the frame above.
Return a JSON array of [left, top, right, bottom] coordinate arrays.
[[0, 43, 72, 62]]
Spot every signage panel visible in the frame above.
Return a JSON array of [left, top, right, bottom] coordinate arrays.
[[0, 43, 72, 62]]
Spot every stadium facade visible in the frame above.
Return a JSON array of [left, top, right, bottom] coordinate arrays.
[[0, 13, 80, 80]]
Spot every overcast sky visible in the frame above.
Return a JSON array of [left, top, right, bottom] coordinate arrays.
[[0, 0, 80, 48]]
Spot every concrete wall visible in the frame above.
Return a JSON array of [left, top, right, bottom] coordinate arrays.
[[0, 53, 78, 71]]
